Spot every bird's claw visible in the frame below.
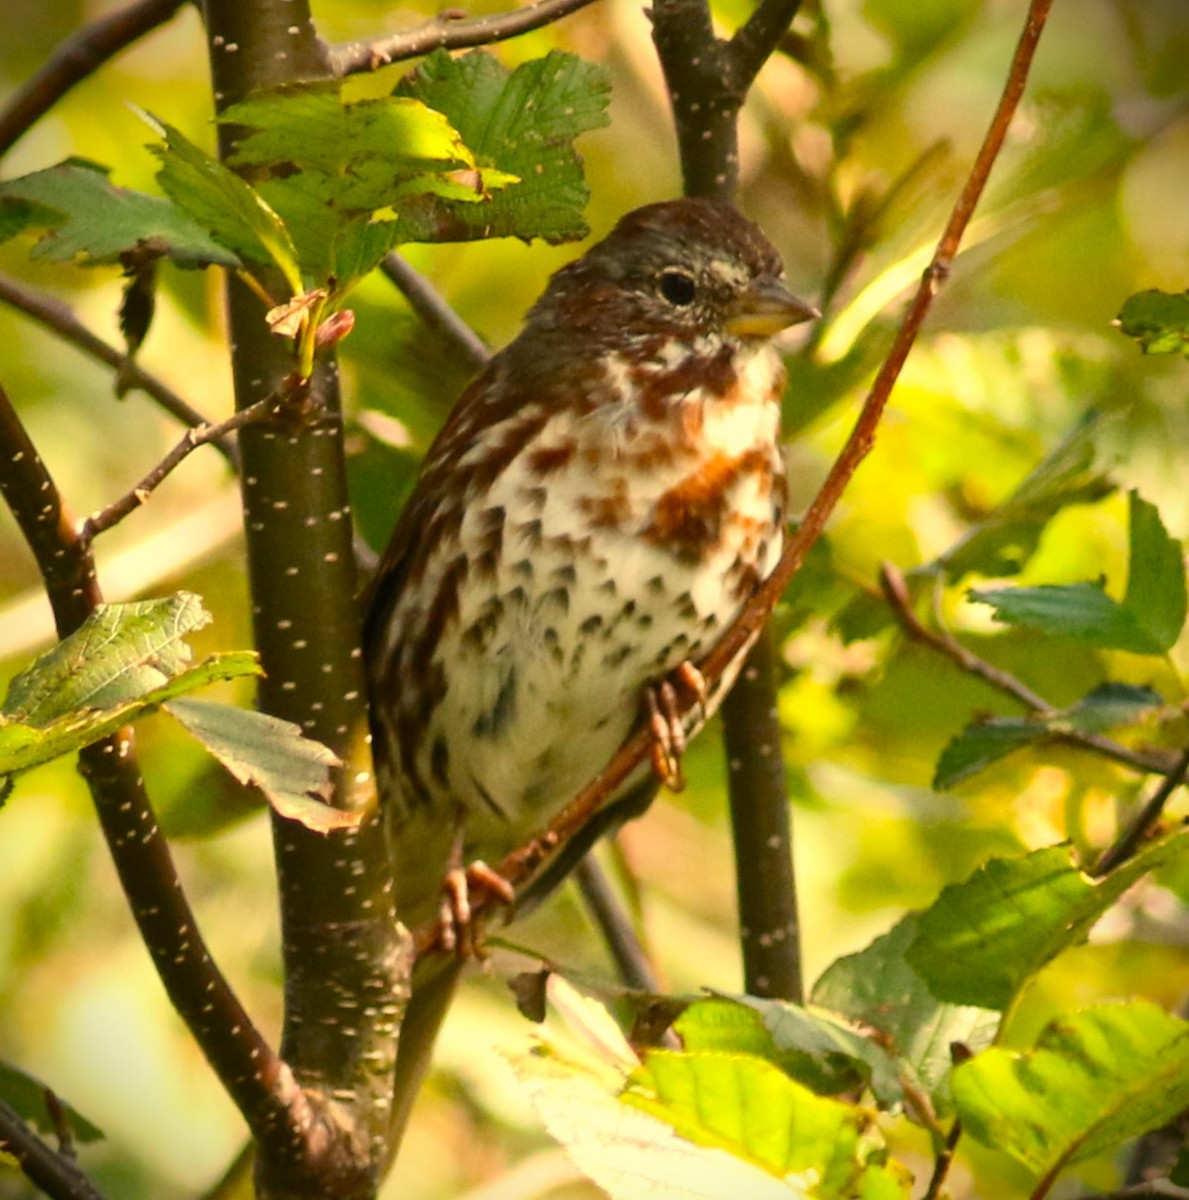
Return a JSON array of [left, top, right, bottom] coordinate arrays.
[[438, 860, 516, 957], [644, 660, 708, 792]]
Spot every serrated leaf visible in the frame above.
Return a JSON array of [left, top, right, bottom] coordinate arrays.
[[3, 594, 210, 724], [1123, 491, 1187, 652], [969, 491, 1187, 654], [628, 1050, 911, 1198], [906, 833, 1189, 1011], [811, 914, 999, 1112], [147, 115, 301, 292], [933, 717, 1044, 789], [953, 1002, 1189, 1184], [940, 411, 1116, 581], [968, 580, 1155, 649], [221, 84, 509, 286], [0, 1060, 103, 1144], [681, 995, 903, 1107], [394, 49, 611, 244], [165, 698, 352, 832], [0, 159, 241, 269], [511, 1045, 809, 1199], [1115, 289, 1189, 357], [0, 652, 260, 778], [933, 681, 1165, 789]]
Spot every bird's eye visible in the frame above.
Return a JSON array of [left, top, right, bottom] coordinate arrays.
[[659, 270, 697, 306]]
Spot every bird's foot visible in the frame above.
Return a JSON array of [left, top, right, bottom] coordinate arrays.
[[644, 660, 708, 793]]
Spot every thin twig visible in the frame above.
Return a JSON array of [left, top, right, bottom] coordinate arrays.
[[0, 0, 187, 158], [574, 857, 660, 993], [1093, 749, 1189, 877], [922, 1119, 963, 1200], [0, 273, 237, 467], [729, 0, 806, 89], [0, 1097, 108, 1200], [77, 377, 305, 549], [328, 0, 600, 75], [413, 0, 1057, 948], [879, 563, 1178, 779], [0, 380, 308, 1150], [381, 253, 490, 371]]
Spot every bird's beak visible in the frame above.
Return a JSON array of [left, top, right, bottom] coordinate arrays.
[[725, 275, 820, 339]]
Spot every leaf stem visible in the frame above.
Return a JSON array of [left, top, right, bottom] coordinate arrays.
[[0, 1096, 109, 1200]]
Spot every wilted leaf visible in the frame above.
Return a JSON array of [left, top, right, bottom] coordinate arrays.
[[1115, 289, 1189, 357], [0, 158, 241, 269], [907, 833, 1189, 1011], [953, 1002, 1189, 1183], [165, 698, 353, 832], [394, 49, 611, 244]]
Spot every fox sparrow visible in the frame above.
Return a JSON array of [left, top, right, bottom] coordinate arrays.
[[365, 196, 815, 935], [365, 196, 815, 1139]]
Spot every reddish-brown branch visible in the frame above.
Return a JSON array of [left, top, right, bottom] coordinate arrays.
[[0, 0, 188, 158], [328, 0, 600, 74], [413, 0, 1057, 948]]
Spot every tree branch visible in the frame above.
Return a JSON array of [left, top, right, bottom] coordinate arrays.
[[381, 253, 489, 371], [879, 563, 1178, 779], [327, 0, 600, 75], [574, 857, 660, 993], [0, 380, 306, 1150], [424, 0, 1058, 948], [0, 0, 188, 159], [648, 0, 806, 1001], [0, 1097, 108, 1200], [0, 272, 237, 467], [202, 2, 409, 1191], [1093, 749, 1189, 877], [77, 376, 304, 549]]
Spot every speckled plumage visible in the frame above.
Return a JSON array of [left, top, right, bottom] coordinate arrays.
[[364, 197, 815, 926]]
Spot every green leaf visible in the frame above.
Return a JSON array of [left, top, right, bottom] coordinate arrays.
[[221, 83, 512, 287], [1123, 491, 1187, 651], [0, 653, 260, 778], [511, 1045, 812, 1199], [628, 1051, 910, 1198], [939, 411, 1116, 581], [811, 914, 999, 1112], [933, 717, 1045, 789], [1115, 289, 1189, 356], [0, 159, 241, 269], [906, 833, 1189, 1011], [165, 698, 350, 831], [968, 580, 1149, 648], [0, 1060, 103, 1144], [147, 115, 301, 292], [394, 49, 611, 244], [953, 1002, 1189, 1184], [681, 995, 904, 1108], [3, 593, 211, 723], [933, 681, 1165, 789], [970, 491, 1186, 654]]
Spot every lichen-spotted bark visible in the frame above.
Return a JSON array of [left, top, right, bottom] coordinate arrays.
[[200, 2, 407, 1194]]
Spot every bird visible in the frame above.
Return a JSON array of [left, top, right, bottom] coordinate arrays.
[[363, 195, 817, 1145]]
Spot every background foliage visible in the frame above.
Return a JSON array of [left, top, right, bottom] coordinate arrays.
[[0, 1, 1186, 1197]]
